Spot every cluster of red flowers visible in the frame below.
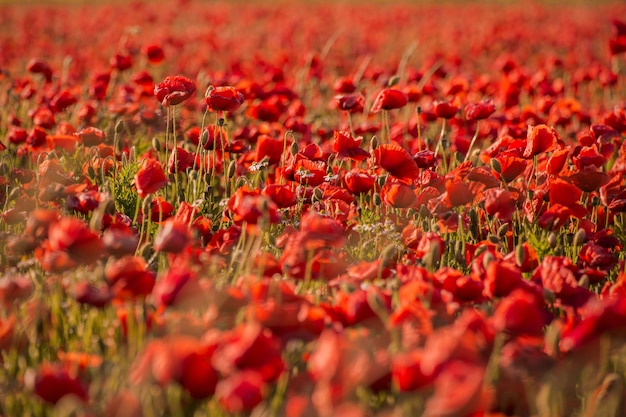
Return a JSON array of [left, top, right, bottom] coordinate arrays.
[[1, 1, 626, 416]]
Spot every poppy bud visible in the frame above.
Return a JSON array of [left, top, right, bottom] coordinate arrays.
[[115, 119, 125, 134], [548, 232, 558, 249], [373, 193, 382, 206], [490, 158, 502, 174], [152, 137, 162, 152], [497, 223, 509, 237], [454, 240, 465, 265], [370, 135, 379, 151], [573, 228, 587, 247], [290, 141, 299, 156], [578, 274, 590, 289], [226, 160, 236, 179], [515, 243, 526, 267]]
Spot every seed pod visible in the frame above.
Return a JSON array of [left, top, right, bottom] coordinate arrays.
[[380, 243, 398, 265], [142, 197, 153, 215], [114, 119, 125, 134], [515, 244, 526, 267], [548, 232, 558, 249], [226, 160, 236, 179], [312, 187, 324, 203], [370, 135, 379, 151], [200, 129, 209, 147], [482, 251, 495, 270], [152, 137, 162, 152], [454, 240, 465, 265], [217, 117, 225, 127], [491, 158, 502, 174], [387, 75, 400, 87], [573, 228, 587, 247], [290, 141, 299, 156]]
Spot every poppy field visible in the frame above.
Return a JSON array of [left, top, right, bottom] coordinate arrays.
[[2, 0, 626, 416]]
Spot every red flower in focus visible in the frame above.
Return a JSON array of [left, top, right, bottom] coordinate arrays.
[[344, 169, 376, 194], [370, 89, 408, 113], [332, 130, 370, 161], [256, 134, 284, 165], [465, 99, 495, 121], [523, 124, 558, 158], [134, 158, 168, 198], [25, 363, 88, 404], [216, 370, 266, 414], [154, 75, 196, 106], [206, 86, 245, 112], [168, 146, 196, 173], [335, 94, 365, 113], [374, 144, 420, 184], [105, 256, 155, 300]]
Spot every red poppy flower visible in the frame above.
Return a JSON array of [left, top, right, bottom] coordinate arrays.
[[213, 322, 285, 382], [206, 86, 245, 112], [374, 144, 420, 183], [134, 158, 168, 198], [344, 169, 376, 194], [47, 217, 104, 266], [293, 159, 327, 186], [335, 94, 365, 113], [370, 89, 409, 113], [75, 127, 106, 147], [523, 124, 558, 158], [105, 256, 155, 300], [256, 134, 284, 165], [433, 99, 460, 119], [154, 220, 190, 253], [332, 130, 370, 161], [381, 182, 416, 208], [465, 99, 495, 121], [26, 363, 88, 404], [168, 146, 196, 173], [26, 58, 53, 82], [262, 184, 298, 208], [484, 188, 517, 220], [154, 75, 196, 106], [144, 44, 165, 64], [216, 370, 266, 414], [566, 169, 610, 193], [444, 180, 474, 208]]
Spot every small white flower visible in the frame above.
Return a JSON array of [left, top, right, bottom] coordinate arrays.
[[324, 173, 338, 182]]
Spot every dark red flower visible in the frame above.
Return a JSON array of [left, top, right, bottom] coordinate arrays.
[[26, 58, 53, 82], [206, 86, 245, 112], [370, 89, 408, 113], [26, 363, 88, 404], [335, 94, 365, 113], [134, 158, 168, 198], [144, 44, 165, 64], [154, 75, 196, 106]]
